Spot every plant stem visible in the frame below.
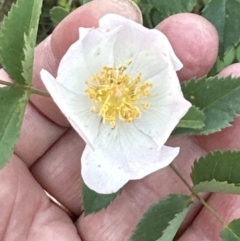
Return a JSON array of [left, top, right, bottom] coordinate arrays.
[[170, 163, 227, 226], [0, 79, 51, 97]]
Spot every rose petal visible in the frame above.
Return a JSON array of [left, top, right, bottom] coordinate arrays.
[[79, 27, 92, 41], [81, 122, 179, 194], [57, 26, 122, 94], [134, 66, 191, 148], [41, 69, 101, 148], [100, 13, 183, 72]]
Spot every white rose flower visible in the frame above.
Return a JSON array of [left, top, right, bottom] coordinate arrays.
[[41, 14, 191, 194]]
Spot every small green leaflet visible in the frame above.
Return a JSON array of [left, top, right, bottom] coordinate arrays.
[[193, 179, 240, 194], [202, 0, 240, 58], [0, 87, 28, 168], [0, 0, 43, 85], [130, 194, 192, 241], [221, 219, 240, 241], [175, 105, 205, 129], [148, 0, 197, 19], [22, 0, 43, 84], [191, 151, 240, 194], [50, 6, 69, 26], [173, 76, 240, 136], [82, 183, 122, 215], [0, 0, 42, 168]]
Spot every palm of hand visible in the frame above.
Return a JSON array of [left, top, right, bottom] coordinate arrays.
[[1, 1, 240, 241]]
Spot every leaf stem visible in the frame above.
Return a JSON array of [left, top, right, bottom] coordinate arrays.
[[170, 163, 227, 226], [0, 79, 51, 97]]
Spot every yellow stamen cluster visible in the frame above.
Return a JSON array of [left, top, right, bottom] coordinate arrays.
[[85, 61, 153, 128]]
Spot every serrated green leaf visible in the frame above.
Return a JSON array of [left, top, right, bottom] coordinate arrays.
[[202, 0, 240, 58], [221, 219, 240, 241], [82, 183, 122, 215], [191, 151, 240, 194], [0, 86, 29, 168], [176, 105, 205, 129], [193, 180, 240, 194], [0, 0, 43, 85], [174, 76, 240, 135], [148, 0, 197, 19], [22, 30, 37, 85], [156, 206, 190, 241], [22, 0, 42, 85], [50, 6, 69, 26], [130, 194, 192, 241], [215, 47, 236, 74]]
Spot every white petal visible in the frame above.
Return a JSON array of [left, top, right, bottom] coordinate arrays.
[[81, 124, 130, 194], [128, 145, 179, 179], [134, 66, 191, 148], [118, 123, 179, 179], [79, 27, 91, 41], [99, 14, 182, 73], [57, 26, 121, 94], [41, 69, 101, 148], [81, 122, 179, 194]]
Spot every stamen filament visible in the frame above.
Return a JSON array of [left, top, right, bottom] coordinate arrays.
[[85, 61, 153, 128]]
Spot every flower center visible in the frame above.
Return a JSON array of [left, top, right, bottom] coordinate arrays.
[[85, 61, 153, 128]]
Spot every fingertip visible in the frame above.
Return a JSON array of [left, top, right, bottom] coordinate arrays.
[[156, 13, 219, 81], [218, 63, 240, 78]]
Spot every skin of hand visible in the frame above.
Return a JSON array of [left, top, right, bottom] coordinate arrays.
[[1, 0, 240, 240]]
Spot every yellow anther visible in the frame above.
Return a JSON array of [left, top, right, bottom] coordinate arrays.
[[85, 61, 153, 127]]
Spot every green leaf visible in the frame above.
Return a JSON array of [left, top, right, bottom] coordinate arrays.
[[175, 76, 240, 135], [50, 6, 69, 26], [148, 0, 197, 19], [191, 151, 240, 194], [236, 44, 240, 62], [79, 0, 92, 4], [221, 219, 240, 241], [176, 105, 205, 129], [216, 47, 236, 73], [130, 194, 192, 241], [138, 0, 155, 28], [22, 1, 43, 85], [0, 87, 29, 168], [0, 0, 43, 85], [193, 179, 240, 194], [202, 0, 240, 58], [82, 183, 122, 215]]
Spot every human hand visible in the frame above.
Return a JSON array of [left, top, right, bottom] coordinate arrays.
[[1, 0, 239, 240]]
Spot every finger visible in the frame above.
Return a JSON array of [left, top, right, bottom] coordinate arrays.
[[31, 0, 142, 126], [195, 63, 240, 152], [0, 156, 81, 241], [15, 103, 67, 166], [77, 137, 207, 240], [30, 129, 84, 216], [28, 0, 142, 216], [156, 13, 219, 81], [178, 194, 240, 241]]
